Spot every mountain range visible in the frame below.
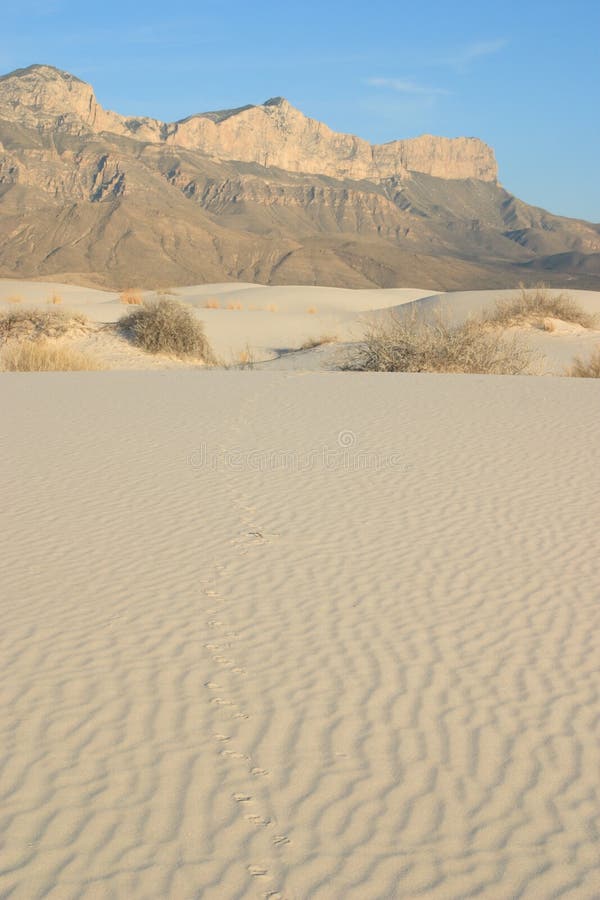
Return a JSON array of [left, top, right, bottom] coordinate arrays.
[[0, 64, 599, 290]]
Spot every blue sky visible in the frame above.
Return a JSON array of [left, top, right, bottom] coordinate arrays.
[[2, 0, 599, 221]]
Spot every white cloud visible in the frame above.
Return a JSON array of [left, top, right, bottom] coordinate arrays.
[[434, 39, 507, 69], [366, 77, 450, 97]]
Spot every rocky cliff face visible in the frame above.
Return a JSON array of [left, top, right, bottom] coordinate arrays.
[[0, 65, 498, 183], [0, 64, 598, 290]]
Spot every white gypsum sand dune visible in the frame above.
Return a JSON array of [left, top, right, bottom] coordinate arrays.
[[1, 371, 599, 898], [2, 279, 600, 373], [0, 280, 436, 367]]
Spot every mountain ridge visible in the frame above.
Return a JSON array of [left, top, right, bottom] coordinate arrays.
[[0, 64, 598, 291], [0, 64, 499, 183]]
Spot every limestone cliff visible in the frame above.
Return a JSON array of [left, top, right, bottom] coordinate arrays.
[[0, 65, 498, 183]]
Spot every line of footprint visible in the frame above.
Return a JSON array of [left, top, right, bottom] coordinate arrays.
[[202, 482, 290, 899]]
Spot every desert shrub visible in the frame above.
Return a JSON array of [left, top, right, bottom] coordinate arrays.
[[569, 348, 600, 378], [299, 334, 338, 350], [346, 313, 534, 375], [226, 302, 244, 310], [120, 289, 143, 305], [118, 297, 214, 360], [488, 284, 595, 329], [204, 298, 220, 309], [0, 307, 87, 342], [48, 292, 63, 305], [237, 344, 256, 369], [1, 340, 103, 371]]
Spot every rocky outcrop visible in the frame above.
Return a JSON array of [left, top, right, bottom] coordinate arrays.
[[0, 65, 498, 183]]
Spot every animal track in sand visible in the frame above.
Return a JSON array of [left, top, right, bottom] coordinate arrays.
[[246, 813, 272, 826], [221, 749, 249, 760], [200, 430, 291, 892], [247, 865, 269, 877], [272, 834, 291, 846]]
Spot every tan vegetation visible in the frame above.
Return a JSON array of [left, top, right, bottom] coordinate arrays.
[[118, 297, 214, 361], [237, 344, 256, 369], [6, 294, 23, 304], [487, 285, 596, 329], [47, 292, 63, 305], [569, 348, 600, 378], [347, 313, 534, 374], [120, 289, 143, 305], [204, 298, 220, 309], [226, 302, 244, 311], [0, 307, 88, 342], [299, 334, 338, 350], [1, 339, 104, 371]]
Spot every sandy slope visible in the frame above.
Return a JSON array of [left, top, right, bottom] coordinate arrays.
[[1, 371, 599, 899], [2, 280, 600, 373]]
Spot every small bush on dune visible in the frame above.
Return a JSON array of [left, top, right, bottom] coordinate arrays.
[[347, 313, 534, 375], [204, 298, 220, 309], [118, 297, 214, 361], [488, 284, 595, 329], [120, 289, 143, 305], [1, 340, 103, 372], [299, 334, 338, 350], [569, 348, 600, 378], [0, 307, 87, 342]]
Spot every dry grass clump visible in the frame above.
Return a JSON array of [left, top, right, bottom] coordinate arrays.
[[1, 340, 104, 371], [226, 302, 244, 311], [569, 348, 600, 378], [488, 285, 595, 329], [120, 289, 143, 305], [237, 344, 256, 369], [204, 298, 220, 310], [47, 292, 63, 305], [6, 294, 23, 304], [347, 313, 534, 375], [0, 307, 87, 342], [118, 297, 214, 361], [299, 334, 338, 350]]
